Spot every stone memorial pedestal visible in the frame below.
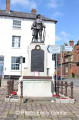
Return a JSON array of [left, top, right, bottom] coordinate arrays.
[[23, 76, 52, 97], [17, 42, 54, 98]]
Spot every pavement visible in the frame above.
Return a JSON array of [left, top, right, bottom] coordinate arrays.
[[0, 78, 79, 120]]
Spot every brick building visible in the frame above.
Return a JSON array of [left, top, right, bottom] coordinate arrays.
[[58, 40, 79, 78]]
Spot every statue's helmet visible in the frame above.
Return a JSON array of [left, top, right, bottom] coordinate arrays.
[[36, 14, 41, 18]]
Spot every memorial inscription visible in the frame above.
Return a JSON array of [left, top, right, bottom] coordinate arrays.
[[31, 46, 44, 72]]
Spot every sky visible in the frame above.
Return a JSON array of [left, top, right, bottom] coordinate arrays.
[[0, 0, 79, 45]]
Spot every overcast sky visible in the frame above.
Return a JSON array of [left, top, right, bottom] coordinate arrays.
[[0, 0, 79, 45]]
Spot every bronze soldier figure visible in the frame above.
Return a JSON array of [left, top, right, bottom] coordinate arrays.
[[31, 14, 45, 42]]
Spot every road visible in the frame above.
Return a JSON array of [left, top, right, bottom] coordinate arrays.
[[63, 78, 79, 87]]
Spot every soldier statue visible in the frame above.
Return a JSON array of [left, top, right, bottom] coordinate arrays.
[[31, 14, 46, 42]]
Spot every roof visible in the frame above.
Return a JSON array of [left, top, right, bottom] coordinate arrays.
[[0, 10, 57, 24]]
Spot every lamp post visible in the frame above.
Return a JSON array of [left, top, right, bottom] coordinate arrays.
[[60, 46, 63, 81], [54, 54, 58, 93], [20, 56, 23, 77]]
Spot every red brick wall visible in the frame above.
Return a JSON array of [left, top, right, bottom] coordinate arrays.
[[58, 44, 79, 78], [72, 64, 77, 75]]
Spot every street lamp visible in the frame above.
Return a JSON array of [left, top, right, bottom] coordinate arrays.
[[20, 56, 23, 77], [19, 56, 25, 77]]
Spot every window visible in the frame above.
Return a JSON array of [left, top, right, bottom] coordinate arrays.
[[70, 64, 72, 69], [71, 55, 73, 61], [65, 57, 68, 62], [11, 57, 20, 70], [65, 64, 68, 73], [65, 67, 68, 73], [13, 20, 21, 28], [0, 56, 4, 62], [12, 36, 21, 48]]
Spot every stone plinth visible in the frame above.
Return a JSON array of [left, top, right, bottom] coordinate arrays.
[[23, 76, 52, 97], [17, 76, 53, 97], [17, 42, 55, 98]]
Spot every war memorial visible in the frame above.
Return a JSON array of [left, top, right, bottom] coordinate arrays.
[[17, 14, 54, 98]]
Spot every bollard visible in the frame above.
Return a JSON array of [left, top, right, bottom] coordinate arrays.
[[70, 82, 74, 99], [6, 80, 14, 98], [9, 80, 14, 94], [56, 81, 60, 98], [20, 81, 23, 103], [10, 80, 13, 94], [0, 76, 2, 87], [61, 81, 63, 94], [13, 80, 14, 90], [20, 81, 23, 98], [10, 80, 12, 94], [6, 81, 10, 98], [8, 81, 12, 95], [64, 81, 68, 96], [11, 80, 14, 93], [55, 80, 57, 93]]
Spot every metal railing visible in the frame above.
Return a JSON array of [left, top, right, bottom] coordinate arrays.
[[6, 80, 14, 98], [56, 81, 74, 99], [6, 80, 23, 99]]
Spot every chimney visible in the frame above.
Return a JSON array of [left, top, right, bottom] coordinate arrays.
[[6, 0, 10, 12], [69, 40, 74, 46], [31, 9, 36, 14], [64, 43, 68, 46]]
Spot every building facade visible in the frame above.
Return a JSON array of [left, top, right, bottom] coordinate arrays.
[[0, 0, 57, 78], [58, 40, 79, 78]]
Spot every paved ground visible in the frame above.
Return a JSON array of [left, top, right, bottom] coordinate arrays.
[[0, 78, 79, 120]]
